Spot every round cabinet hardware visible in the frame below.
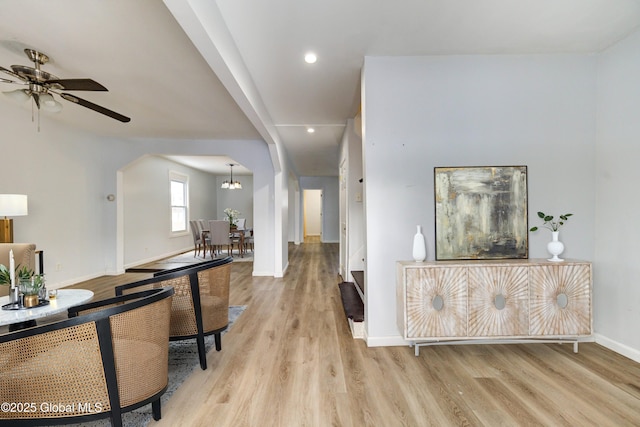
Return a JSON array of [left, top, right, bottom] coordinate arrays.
[[494, 293, 507, 310], [432, 295, 444, 311], [557, 293, 569, 309]]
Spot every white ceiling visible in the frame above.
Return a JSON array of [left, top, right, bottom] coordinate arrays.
[[2, 0, 640, 176]]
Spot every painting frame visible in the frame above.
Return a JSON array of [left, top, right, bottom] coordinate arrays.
[[434, 165, 528, 260]]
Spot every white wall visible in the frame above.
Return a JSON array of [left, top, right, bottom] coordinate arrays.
[[362, 54, 597, 345], [0, 103, 130, 287], [216, 174, 254, 228], [122, 155, 219, 266], [594, 29, 640, 361], [339, 119, 365, 278], [299, 176, 340, 243], [113, 138, 276, 276], [0, 97, 282, 285]]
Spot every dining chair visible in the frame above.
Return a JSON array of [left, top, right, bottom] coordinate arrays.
[[189, 220, 204, 257], [235, 219, 252, 254], [244, 228, 254, 253], [115, 257, 232, 370], [0, 287, 175, 427], [208, 220, 238, 257]]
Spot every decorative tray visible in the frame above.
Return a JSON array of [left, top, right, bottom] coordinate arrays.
[[2, 300, 50, 311]]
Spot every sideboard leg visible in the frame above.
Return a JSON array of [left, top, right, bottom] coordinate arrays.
[[574, 341, 579, 353]]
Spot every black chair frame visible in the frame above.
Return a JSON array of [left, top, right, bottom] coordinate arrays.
[[0, 287, 174, 427], [115, 256, 233, 370]]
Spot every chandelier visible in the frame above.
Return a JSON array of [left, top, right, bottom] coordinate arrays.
[[221, 163, 242, 190]]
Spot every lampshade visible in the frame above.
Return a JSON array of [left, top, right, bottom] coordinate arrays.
[[0, 194, 28, 243], [0, 194, 28, 217], [3, 89, 30, 103], [39, 93, 63, 112]]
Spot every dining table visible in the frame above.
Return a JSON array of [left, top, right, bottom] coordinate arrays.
[[0, 289, 94, 332]]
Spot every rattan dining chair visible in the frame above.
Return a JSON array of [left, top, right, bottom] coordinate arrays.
[[115, 257, 232, 370], [0, 287, 174, 427]]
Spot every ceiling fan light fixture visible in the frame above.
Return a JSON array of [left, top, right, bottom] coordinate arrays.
[[1, 48, 130, 124], [42, 99, 63, 113], [3, 88, 30, 103], [39, 93, 63, 112]]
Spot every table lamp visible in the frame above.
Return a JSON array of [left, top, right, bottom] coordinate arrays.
[[0, 194, 28, 243]]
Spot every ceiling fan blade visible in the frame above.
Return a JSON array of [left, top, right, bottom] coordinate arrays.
[[0, 66, 26, 82], [47, 79, 107, 91], [59, 93, 130, 123]]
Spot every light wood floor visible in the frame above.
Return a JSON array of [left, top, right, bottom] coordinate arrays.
[[32, 242, 640, 425]]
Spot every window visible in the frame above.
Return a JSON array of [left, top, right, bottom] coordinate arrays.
[[170, 171, 188, 233]]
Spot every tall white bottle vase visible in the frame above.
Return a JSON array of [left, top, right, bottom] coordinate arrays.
[[413, 225, 426, 262]]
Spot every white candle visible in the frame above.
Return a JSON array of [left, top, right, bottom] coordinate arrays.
[[9, 249, 15, 288]]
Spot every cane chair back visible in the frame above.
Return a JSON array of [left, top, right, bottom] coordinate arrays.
[[115, 257, 233, 370], [0, 287, 174, 427]]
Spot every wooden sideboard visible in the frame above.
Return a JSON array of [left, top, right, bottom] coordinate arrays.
[[396, 259, 592, 356]]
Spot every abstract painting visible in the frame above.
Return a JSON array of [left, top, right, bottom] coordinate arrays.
[[434, 166, 528, 260]]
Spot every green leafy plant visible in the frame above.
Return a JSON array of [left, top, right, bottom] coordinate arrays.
[[0, 264, 37, 286], [0, 264, 10, 285], [529, 211, 573, 232]]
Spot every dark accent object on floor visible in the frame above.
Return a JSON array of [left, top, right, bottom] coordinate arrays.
[[338, 281, 364, 322], [116, 257, 233, 370]]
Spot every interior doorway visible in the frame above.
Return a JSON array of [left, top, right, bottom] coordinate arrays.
[[303, 189, 322, 241]]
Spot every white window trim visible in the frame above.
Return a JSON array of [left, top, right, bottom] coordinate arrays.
[[169, 170, 189, 237]]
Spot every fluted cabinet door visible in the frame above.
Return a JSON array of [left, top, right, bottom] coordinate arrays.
[[405, 266, 467, 338], [529, 263, 592, 336], [468, 266, 529, 337]]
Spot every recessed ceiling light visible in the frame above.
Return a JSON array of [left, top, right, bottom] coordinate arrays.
[[304, 52, 317, 64], [307, 127, 315, 133]]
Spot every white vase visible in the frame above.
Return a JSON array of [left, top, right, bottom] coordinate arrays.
[[547, 231, 565, 262], [413, 225, 426, 262]]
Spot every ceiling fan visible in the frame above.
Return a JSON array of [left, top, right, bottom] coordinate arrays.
[[0, 48, 130, 123]]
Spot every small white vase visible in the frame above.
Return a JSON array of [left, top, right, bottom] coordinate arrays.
[[547, 231, 565, 262], [413, 225, 426, 262]]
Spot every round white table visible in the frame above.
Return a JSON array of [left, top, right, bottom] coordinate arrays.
[[0, 289, 94, 330]]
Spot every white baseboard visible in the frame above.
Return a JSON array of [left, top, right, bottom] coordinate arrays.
[[349, 320, 366, 340], [594, 333, 640, 363], [124, 247, 192, 270], [51, 271, 109, 290], [252, 270, 274, 277], [366, 334, 408, 347]]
